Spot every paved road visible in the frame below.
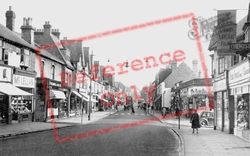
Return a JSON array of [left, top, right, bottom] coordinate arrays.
[[0, 107, 180, 156]]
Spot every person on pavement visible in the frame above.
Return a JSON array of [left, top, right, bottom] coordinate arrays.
[[131, 103, 135, 114], [190, 109, 200, 134]]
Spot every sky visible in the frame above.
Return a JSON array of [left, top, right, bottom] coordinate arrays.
[[1, 0, 250, 90]]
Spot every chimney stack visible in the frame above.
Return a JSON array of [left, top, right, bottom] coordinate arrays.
[[43, 21, 52, 35], [170, 59, 177, 71], [21, 17, 35, 44], [192, 59, 198, 74], [5, 6, 16, 31], [52, 29, 60, 39]]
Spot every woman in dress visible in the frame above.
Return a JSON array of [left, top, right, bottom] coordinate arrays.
[[190, 109, 200, 134]]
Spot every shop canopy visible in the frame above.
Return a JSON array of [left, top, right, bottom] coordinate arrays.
[[0, 82, 33, 96], [79, 92, 98, 103], [72, 90, 83, 98], [50, 90, 66, 99]]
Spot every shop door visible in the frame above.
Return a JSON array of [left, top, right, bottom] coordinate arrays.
[[228, 95, 234, 134], [0, 95, 8, 124]]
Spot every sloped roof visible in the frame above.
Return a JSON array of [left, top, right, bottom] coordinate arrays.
[[208, 15, 247, 51], [164, 62, 197, 88], [0, 23, 35, 50], [61, 40, 83, 62]]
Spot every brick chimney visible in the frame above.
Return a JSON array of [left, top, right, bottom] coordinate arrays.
[[5, 6, 16, 31], [170, 59, 177, 71], [192, 59, 198, 73], [52, 29, 60, 39], [43, 21, 52, 35], [21, 17, 35, 44]]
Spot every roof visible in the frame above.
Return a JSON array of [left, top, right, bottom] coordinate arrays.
[[35, 31, 74, 70], [61, 40, 83, 62], [164, 62, 197, 88], [208, 15, 247, 51], [0, 23, 36, 50]]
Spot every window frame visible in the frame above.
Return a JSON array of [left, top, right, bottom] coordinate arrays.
[[51, 64, 55, 80], [20, 48, 31, 67]]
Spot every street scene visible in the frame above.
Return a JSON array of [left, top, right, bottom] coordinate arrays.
[[1, 0, 250, 156]]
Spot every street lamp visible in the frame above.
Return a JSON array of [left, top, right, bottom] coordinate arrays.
[[175, 81, 182, 129], [88, 51, 95, 121]]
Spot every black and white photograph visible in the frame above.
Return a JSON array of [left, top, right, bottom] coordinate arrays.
[[0, 0, 250, 155]]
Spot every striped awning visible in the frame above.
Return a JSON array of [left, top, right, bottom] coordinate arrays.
[[50, 90, 66, 99]]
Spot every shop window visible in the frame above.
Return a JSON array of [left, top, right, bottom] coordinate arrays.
[[10, 96, 32, 114], [237, 97, 249, 130], [20, 48, 31, 67]]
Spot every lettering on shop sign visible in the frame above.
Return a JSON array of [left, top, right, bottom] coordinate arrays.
[[190, 88, 207, 96], [49, 81, 61, 87], [229, 65, 250, 82], [13, 75, 34, 88]]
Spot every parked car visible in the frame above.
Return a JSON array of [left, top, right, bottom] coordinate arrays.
[[199, 111, 214, 127]]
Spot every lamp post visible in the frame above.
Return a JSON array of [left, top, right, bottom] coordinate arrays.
[[88, 51, 94, 121], [175, 81, 182, 129]]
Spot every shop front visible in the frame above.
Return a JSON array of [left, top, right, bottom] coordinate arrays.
[[180, 88, 190, 118], [0, 64, 34, 124], [12, 73, 36, 123], [35, 78, 66, 122], [69, 89, 83, 117], [212, 72, 231, 133], [228, 60, 250, 141]]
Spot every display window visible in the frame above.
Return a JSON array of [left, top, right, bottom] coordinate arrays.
[[11, 96, 32, 114], [236, 95, 249, 130]]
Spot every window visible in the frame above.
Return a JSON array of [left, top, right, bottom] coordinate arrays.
[[233, 55, 239, 65], [218, 57, 225, 73], [41, 61, 45, 77], [51, 64, 55, 80], [0, 40, 5, 61], [20, 48, 31, 67]]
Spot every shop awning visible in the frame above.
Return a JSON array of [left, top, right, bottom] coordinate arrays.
[[72, 90, 83, 98], [79, 92, 98, 103], [0, 82, 33, 96], [50, 90, 66, 99]]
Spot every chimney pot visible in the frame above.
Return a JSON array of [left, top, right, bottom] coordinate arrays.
[[9, 6, 11, 11]]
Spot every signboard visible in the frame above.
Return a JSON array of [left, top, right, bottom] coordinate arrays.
[[13, 75, 35, 88], [213, 79, 227, 92], [49, 80, 61, 87], [229, 60, 250, 84], [0, 66, 12, 82], [216, 10, 237, 56], [190, 87, 209, 96], [229, 42, 250, 51]]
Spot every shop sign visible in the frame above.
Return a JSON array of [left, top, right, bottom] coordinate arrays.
[[229, 42, 250, 51], [13, 75, 35, 88], [49, 81, 61, 87], [229, 61, 250, 84], [190, 88, 208, 96], [213, 79, 227, 92], [0, 66, 12, 82]]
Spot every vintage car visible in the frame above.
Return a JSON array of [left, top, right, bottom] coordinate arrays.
[[199, 111, 214, 127]]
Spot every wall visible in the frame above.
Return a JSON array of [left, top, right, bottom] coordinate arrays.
[[34, 56, 62, 81]]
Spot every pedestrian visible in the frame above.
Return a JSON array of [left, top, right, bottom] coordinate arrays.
[[190, 109, 200, 134], [131, 103, 135, 114]]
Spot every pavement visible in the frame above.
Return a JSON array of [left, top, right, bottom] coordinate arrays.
[[1, 107, 250, 156], [151, 110, 250, 156], [0, 108, 118, 139]]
